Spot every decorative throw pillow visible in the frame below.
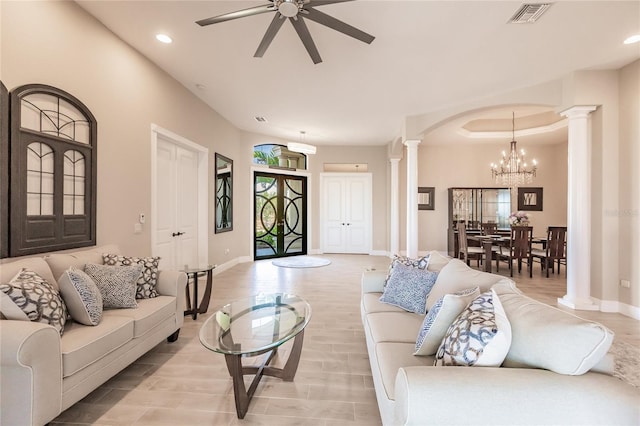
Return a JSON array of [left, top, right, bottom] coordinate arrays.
[[0, 268, 67, 335], [58, 267, 103, 325], [84, 263, 142, 309], [379, 262, 438, 314], [414, 287, 480, 356], [103, 254, 160, 299], [434, 289, 511, 366], [384, 254, 430, 287]]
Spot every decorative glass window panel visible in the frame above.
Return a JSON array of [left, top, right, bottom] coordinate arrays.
[[26, 142, 54, 216], [21, 92, 90, 144], [63, 150, 85, 215]]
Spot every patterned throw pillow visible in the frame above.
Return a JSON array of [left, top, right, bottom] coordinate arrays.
[[0, 268, 67, 335], [103, 254, 160, 299], [384, 254, 430, 287], [434, 289, 511, 366], [58, 267, 103, 325], [414, 287, 480, 356], [379, 262, 438, 314], [84, 263, 143, 309]]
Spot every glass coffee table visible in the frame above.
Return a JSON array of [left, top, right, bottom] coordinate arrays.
[[199, 293, 311, 419]]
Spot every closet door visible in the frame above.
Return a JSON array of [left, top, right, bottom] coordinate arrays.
[[321, 173, 371, 254]]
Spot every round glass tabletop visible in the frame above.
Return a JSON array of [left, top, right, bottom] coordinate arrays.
[[199, 293, 311, 357]]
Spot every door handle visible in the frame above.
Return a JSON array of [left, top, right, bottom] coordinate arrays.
[[342, 223, 345, 226], [172, 231, 185, 237]]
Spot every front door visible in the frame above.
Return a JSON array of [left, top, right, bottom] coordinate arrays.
[[254, 172, 307, 260]]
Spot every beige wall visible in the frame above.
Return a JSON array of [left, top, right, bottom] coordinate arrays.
[[1, 1, 244, 267], [618, 60, 640, 309]]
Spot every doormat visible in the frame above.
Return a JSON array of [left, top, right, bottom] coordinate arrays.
[[272, 256, 331, 268]]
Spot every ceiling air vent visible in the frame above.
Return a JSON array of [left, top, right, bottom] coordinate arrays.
[[254, 116, 268, 123], [509, 3, 552, 24]]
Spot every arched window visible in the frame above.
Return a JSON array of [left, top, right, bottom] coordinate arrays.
[[253, 143, 307, 170], [9, 84, 96, 256]]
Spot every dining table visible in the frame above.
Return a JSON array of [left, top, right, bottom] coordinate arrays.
[[468, 234, 546, 273]]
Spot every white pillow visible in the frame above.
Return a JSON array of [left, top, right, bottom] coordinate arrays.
[[414, 287, 480, 356], [434, 289, 511, 367], [426, 259, 511, 311], [493, 280, 614, 375], [58, 267, 103, 325], [379, 262, 438, 314], [425, 250, 451, 272]]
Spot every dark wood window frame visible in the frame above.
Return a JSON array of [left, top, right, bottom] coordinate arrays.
[[8, 84, 97, 257], [0, 81, 9, 258]]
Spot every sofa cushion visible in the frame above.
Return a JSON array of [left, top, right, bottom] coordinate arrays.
[[362, 293, 406, 314], [0, 268, 68, 335], [0, 257, 58, 291], [58, 267, 103, 326], [43, 244, 120, 284], [426, 259, 511, 311], [425, 250, 451, 272], [374, 342, 435, 400], [61, 314, 134, 377], [103, 254, 160, 299], [493, 280, 614, 375], [380, 263, 438, 314], [414, 287, 480, 356], [106, 295, 175, 338], [85, 263, 142, 309], [367, 312, 424, 344], [435, 289, 511, 367]]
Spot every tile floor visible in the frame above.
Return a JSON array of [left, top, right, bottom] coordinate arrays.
[[51, 255, 639, 425]]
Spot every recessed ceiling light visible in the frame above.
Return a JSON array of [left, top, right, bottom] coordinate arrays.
[[624, 34, 640, 45], [156, 34, 173, 44]]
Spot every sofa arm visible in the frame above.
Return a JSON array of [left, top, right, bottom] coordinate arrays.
[[0, 320, 62, 426], [362, 270, 387, 294], [156, 270, 187, 331], [395, 366, 640, 426]]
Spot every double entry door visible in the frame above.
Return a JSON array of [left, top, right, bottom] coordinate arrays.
[[254, 172, 307, 260], [321, 173, 372, 254]]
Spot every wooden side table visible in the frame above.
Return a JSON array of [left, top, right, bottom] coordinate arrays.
[[182, 265, 215, 320]]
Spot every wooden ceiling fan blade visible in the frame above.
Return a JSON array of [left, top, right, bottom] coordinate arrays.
[[196, 4, 274, 26], [254, 13, 286, 58], [304, 7, 374, 44], [290, 17, 322, 64]]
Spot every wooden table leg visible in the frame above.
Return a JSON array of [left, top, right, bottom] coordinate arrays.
[[198, 269, 213, 315], [482, 240, 494, 273]]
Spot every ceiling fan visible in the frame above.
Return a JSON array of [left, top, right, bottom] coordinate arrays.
[[196, 0, 375, 64]]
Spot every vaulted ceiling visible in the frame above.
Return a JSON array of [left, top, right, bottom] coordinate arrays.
[[77, 1, 640, 146]]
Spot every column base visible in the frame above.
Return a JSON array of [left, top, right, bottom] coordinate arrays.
[[557, 295, 599, 311]]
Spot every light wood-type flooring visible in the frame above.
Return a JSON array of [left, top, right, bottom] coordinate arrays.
[[52, 255, 640, 425]]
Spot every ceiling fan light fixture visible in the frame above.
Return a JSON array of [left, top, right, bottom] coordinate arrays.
[[278, 0, 300, 18]]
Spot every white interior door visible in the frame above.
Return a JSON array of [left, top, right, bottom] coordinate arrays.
[[152, 126, 208, 270], [321, 173, 372, 254]]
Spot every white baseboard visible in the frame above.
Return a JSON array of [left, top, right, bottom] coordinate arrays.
[[598, 299, 640, 320], [211, 258, 239, 275]]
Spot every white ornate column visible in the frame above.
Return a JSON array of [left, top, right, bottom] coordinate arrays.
[[559, 105, 598, 310], [404, 139, 421, 258], [389, 158, 400, 257]]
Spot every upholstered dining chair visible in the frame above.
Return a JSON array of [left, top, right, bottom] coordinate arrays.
[[457, 221, 485, 267], [531, 226, 567, 277], [497, 226, 533, 277]]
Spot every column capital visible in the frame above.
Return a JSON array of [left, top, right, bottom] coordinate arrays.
[[560, 105, 598, 119], [389, 158, 401, 164], [403, 139, 422, 147]]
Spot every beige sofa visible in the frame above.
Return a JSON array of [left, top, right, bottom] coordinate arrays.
[[0, 245, 187, 426], [362, 252, 640, 425]]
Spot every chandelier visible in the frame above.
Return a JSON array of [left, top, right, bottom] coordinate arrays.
[[490, 113, 537, 188]]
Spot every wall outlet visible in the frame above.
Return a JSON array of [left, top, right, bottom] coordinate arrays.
[[620, 279, 631, 288], [224, 248, 230, 255], [134, 223, 142, 234]]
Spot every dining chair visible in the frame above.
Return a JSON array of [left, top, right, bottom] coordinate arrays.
[[531, 226, 567, 277], [497, 226, 533, 277], [480, 222, 497, 236], [457, 221, 485, 267]]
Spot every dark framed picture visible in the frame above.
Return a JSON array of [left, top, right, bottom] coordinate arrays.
[[418, 187, 435, 210], [518, 187, 543, 211]]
